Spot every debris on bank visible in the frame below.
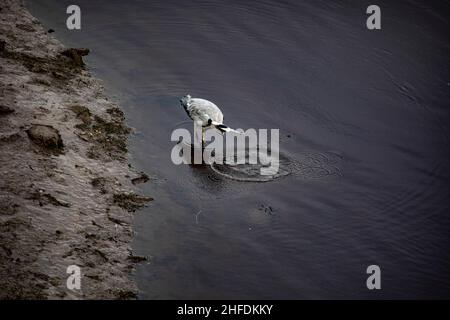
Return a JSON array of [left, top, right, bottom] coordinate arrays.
[[0, 0, 152, 299]]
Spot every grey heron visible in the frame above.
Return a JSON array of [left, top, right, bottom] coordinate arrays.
[[180, 94, 239, 142]]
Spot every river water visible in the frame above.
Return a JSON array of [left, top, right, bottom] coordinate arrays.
[[28, 0, 450, 298]]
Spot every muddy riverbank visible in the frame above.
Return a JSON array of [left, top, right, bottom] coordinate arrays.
[[0, 0, 151, 299]]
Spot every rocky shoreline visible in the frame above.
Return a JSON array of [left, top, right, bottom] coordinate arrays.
[[0, 0, 151, 299]]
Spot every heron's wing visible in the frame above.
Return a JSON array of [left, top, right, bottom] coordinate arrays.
[[187, 98, 223, 125], [187, 106, 211, 126], [189, 98, 223, 124]]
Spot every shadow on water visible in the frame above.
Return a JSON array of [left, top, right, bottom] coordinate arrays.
[[172, 120, 343, 183]]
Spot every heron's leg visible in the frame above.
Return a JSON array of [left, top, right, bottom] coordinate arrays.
[[202, 127, 205, 146]]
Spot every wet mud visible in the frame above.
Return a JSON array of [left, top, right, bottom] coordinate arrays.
[[0, 0, 151, 299]]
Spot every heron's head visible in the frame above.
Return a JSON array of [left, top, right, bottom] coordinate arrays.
[[180, 94, 191, 110]]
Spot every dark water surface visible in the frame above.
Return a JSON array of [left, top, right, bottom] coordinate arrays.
[[28, 0, 450, 298]]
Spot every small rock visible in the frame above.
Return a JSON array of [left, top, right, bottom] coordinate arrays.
[[16, 23, 34, 32], [26, 124, 64, 152], [113, 193, 153, 212], [91, 177, 108, 193], [128, 255, 148, 263], [0, 105, 14, 116], [61, 48, 90, 66], [29, 191, 71, 207], [70, 105, 91, 124], [131, 173, 149, 185], [47, 29, 55, 33]]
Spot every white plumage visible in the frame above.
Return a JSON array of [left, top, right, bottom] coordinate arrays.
[[180, 94, 238, 140]]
